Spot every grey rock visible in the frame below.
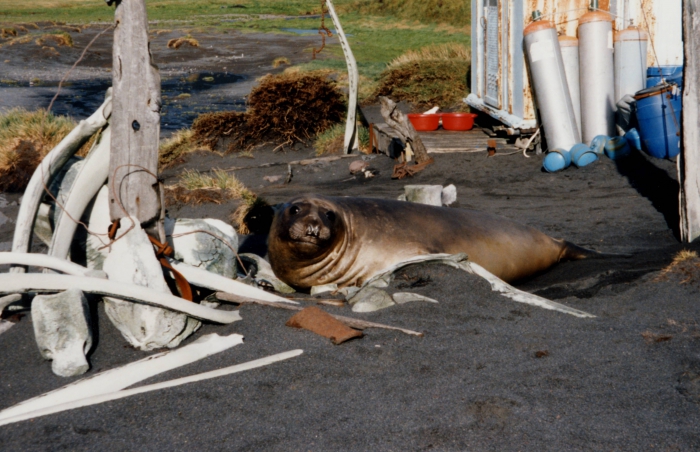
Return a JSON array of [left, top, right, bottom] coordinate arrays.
[[32, 288, 92, 377]]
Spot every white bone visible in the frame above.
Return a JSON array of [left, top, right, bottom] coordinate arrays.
[[0, 348, 302, 427], [32, 289, 92, 377], [48, 125, 111, 261], [326, 0, 359, 153], [0, 252, 104, 277], [0, 273, 241, 324], [11, 90, 112, 269], [168, 258, 296, 304], [0, 333, 244, 424]]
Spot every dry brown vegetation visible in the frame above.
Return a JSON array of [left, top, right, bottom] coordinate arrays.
[[370, 42, 471, 109], [164, 169, 255, 208], [167, 35, 199, 49], [655, 250, 700, 284], [191, 71, 345, 153], [0, 109, 93, 192], [158, 129, 211, 168]]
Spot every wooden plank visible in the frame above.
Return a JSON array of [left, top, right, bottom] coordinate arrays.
[[109, 0, 161, 225], [379, 97, 431, 163], [679, 0, 700, 242]]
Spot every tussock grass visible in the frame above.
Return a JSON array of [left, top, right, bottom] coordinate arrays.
[[165, 169, 255, 206], [273, 57, 291, 68], [371, 42, 471, 109], [167, 35, 199, 49], [314, 123, 371, 156], [35, 31, 73, 47], [655, 250, 700, 284], [158, 129, 211, 168], [0, 108, 93, 192]]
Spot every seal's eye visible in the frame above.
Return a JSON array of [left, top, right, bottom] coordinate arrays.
[[289, 205, 300, 215], [325, 211, 336, 222]]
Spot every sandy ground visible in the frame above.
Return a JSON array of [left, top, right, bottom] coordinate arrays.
[[1, 23, 700, 451]]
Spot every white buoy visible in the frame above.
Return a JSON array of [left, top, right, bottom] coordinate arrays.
[[578, 1, 615, 144], [524, 11, 580, 151], [558, 35, 582, 135]]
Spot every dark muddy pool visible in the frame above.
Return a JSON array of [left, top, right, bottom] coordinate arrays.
[[0, 71, 246, 135]]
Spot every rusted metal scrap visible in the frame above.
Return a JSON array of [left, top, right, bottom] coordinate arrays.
[[391, 158, 435, 180], [286, 306, 363, 344]]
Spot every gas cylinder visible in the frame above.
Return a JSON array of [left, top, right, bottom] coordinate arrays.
[[524, 11, 580, 152], [614, 25, 648, 102], [558, 35, 581, 135], [578, 1, 615, 143]]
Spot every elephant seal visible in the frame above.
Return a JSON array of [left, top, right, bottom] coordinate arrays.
[[267, 194, 597, 288]]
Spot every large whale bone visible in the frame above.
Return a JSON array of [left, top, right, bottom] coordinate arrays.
[[348, 253, 596, 318], [0, 348, 302, 427], [0, 252, 106, 278], [47, 125, 111, 261], [0, 273, 241, 324], [0, 333, 246, 425], [11, 89, 112, 271]]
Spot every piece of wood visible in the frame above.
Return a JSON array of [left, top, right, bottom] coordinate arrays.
[[216, 292, 424, 337], [379, 97, 431, 164], [109, 0, 161, 225], [679, 0, 700, 243]]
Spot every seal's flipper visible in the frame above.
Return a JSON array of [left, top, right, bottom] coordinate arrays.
[[559, 240, 633, 261]]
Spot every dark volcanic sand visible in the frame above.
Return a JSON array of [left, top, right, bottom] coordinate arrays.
[[1, 24, 700, 452]]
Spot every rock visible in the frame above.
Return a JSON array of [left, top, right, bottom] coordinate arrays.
[[32, 288, 92, 377], [441, 184, 457, 206], [103, 217, 197, 351], [349, 160, 369, 174], [263, 175, 283, 183], [403, 185, 443, 206]]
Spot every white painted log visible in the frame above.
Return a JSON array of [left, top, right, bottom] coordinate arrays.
[[11, 91, 112, 271], [167, 258, 296, 304], [0, 348, 302, 428], [48, 126, 111, 261], [103, 216, 199, 350], [0, 253, 105, 277], [679, 0, 700, 243], [109, 0, 161, 225], [0, 273, 240, 324], [0, 333, 244, 424], [326, 0, 359, 153], [32, 289, 92, 377]]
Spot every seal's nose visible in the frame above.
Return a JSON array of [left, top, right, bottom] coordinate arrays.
[[306, 224, 320, 237]]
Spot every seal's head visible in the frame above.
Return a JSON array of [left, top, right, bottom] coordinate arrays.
[[269, 195, 345, 262]]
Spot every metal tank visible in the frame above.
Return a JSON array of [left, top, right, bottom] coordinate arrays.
[[558, 35, 581, 136], [523, 11, 580, 152], [614, 25, 649, 102], [578, 1, 615, 143]]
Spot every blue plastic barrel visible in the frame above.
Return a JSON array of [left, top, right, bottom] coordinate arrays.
[[646, 66, 683, 88], [634, 84, 681, 159]]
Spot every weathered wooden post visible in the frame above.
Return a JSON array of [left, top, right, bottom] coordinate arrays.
[[679, 0, 699, 242], [108, 0, 161, 228]]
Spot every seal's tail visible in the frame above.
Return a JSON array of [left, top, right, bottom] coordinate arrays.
[[558, 240, 633, 261]]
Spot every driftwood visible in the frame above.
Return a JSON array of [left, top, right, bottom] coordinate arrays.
[[680, 0, 700, 242], [379, 96, 431, 164], [216, 291, 424, 337], [220, 154, 357, 174], [109, 0, 161, 225]]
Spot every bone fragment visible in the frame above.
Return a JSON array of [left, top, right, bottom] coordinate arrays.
[[349, 286, 396, 313], [168, 258, 295, 304], [0, 333, 245, 426], [0, 252, 106, 278], [166, 218, 239, 279], [103, 217, 200, 350], [11, 90, 112, 270], [392, 292, 439, 304], [216, 292, 423, 337], [0, 293, 22, 313], [239, 253, 296, 294], [48, 126, 111, 261], [403, 185, 443, 206], [32, 289, 92, 377], [0, 274, 241, 324]]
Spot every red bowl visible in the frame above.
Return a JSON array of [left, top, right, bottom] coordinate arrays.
[[441, 113, 477, 131], [407, 113, 440, 131]]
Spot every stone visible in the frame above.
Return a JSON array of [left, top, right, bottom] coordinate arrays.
[[441, 184, 457, 206], [103, 217, 197, 351], [403, 185, 443, 206], [32, 288, 92, 377], [349, 160, 369, 174]]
